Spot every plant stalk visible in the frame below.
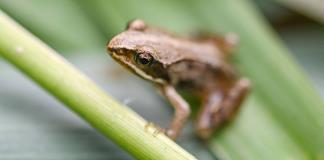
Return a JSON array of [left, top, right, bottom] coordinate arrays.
[[0, 10, 196, 160]]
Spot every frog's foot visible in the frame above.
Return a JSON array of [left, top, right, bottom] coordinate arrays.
[[144, 122, 155, 131], [144, 122, 166, 137], [195, 78, 250, 139], [153, 127, 165, 137]]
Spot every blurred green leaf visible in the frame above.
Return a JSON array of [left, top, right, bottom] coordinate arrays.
[[211, 96, 307, 159], [1, 0, 324, 159], [275, 0, 324, 25], [0, 0, 105, 53], [77, 0, 200, 37]]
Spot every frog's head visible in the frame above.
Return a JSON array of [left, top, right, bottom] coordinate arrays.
[[107, 19, 169, 84]]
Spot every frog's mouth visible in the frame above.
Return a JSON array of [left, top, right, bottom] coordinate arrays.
[[110, 52, 165, 84]]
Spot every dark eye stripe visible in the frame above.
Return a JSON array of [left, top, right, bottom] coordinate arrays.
[[134, 53, 138, 62]]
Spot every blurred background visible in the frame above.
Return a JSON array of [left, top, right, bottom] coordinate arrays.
[[0, 0, 323, 159]]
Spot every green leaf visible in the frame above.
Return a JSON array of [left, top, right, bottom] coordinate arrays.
[[1, 0, 324, 159], [0, 0, 105, 53]]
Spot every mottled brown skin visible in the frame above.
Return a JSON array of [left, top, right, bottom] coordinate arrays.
[[107, 19, 250, 140]]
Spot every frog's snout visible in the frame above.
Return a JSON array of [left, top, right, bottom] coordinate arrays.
[[107, 38, 117, 54], [107, 34, 132, 55]]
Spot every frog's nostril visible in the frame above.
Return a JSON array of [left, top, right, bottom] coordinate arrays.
[[107, 43, 113, 52], [107, 47, 114, 54], [107, 38, 118, 52], [107, 46, 120, 55]]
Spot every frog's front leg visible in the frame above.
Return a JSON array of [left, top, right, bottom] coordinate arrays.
[[159, 85, 191, 140]]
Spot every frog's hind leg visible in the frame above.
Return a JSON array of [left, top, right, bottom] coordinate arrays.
[[193, 32, 239, 56], [211, 78, 250, 129], [195, 78, 250, 139], [215, 33, 239, 55], [195, 91, 224, 139]]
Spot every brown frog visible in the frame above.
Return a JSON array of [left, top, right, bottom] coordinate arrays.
[[107, 19, 250, 140]]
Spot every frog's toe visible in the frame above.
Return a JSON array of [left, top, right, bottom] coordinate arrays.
[[166, 129, 179, 140], [195, 124, 214, 140]]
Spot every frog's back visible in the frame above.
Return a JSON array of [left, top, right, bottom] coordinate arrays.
[[112, 29, 225, 68]]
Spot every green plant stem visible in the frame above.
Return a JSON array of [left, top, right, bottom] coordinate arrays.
[[0, 10, 196, 160]]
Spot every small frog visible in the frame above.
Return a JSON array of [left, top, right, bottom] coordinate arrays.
[[107, 19, 250, 140]]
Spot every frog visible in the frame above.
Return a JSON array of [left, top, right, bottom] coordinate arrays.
[[107, 19, 250, 140]]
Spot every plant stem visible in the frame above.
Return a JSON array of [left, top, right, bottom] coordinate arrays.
[[0, 10, 196, 160]]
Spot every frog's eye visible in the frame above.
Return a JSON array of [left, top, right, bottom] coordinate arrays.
[[135, 53, 154, 66]]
